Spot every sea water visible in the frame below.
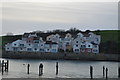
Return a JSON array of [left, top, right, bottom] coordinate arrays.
[[0, 58, 119, 78]]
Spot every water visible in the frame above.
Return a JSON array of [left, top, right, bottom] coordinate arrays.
[[0, 58, 119, 78]]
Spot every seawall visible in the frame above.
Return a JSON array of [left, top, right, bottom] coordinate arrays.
[[1, 51, 120, 61]]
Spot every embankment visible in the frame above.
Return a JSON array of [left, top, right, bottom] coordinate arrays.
[[1, 51, 120, 61]]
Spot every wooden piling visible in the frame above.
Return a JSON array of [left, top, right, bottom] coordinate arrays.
[[39, 63, 43, 76], [106, 68, 108, 79], [56, 62, 58, 75], [0, 60, 1, 71], [90, 66, 93, 79], [6, 60, 9, 72], [118, 67, 120, 78], [103, 66, 105, 78], [2, 60, 4, 75], [27, 64, 30, 74], [4, 63, 7, 71]]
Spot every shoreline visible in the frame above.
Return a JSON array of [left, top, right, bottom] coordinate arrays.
[[1, 51, 120, 62], [2, 78, 120, 80]]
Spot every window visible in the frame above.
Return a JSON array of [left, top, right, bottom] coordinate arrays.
[[27, 48, 32, 51], [76, 41, 78, 43], [88, 49, 91, 52], [75, 49, 79, 52], [7, 48, 9, 49], [41, 44, 43, 46], [14, 44, 16, 45], [40, 49, 44, 51], [29, 44, 31, 46], [66, 42, 69, 45], [20, 44, 24, 47], [34, 48, 37, 50], [81, 45, 86, 48], [88, 45, 91, 47], [93, 50, 97, 52], [76, 45, 78, 47], [94, 45, 97, 48], [81, 49, 85, 52], [96, 38, 98, 41], [67, 35, 70, 37]]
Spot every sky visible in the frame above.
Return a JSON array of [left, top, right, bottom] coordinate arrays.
[[0, 0, 119, 35]]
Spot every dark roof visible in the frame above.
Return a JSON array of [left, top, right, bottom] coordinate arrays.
[[91, 42, 98, 45], [45, 41, 58, 44], [33, 37, 39, 40], [83, 34, 90, 37]]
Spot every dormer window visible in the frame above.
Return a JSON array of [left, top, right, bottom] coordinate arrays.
[[76, 41, 78, 43]]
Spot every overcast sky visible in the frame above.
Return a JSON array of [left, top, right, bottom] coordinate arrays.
[[0, 0, 119, 35]]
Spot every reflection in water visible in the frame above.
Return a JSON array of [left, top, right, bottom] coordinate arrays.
[[0, 58, 119, 78]]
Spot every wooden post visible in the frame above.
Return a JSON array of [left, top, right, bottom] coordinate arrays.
[[106, 68, 108, 79], [0, 60, 1, 71], [118, 67, 120, 78], [103, 66, 105, 78], [90, 66, 93, 79], [39, 63, 43, 76], [2, 60, 4, 75], [27, 64, 30, 74], [56, 62, 58, 75], [4, 63, 7, 71], [6, 60, 9, 72]]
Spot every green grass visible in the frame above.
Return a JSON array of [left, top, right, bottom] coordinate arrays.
[[93, 30, 119, 43]]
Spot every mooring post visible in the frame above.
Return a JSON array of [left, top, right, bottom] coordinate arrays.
[[39, 63, 43, 76], [0, 60, 1, 71], [2, 60, 4, 75], [90, 66, 93, 79], [27, 64, 30, 74], [56, 62, 58, 75], [103, 66, 105, 78], [106, 68, 108, 79], [118, 67, 120, 78], [4, 63, 7, 71], [6, 60, 9, 72]]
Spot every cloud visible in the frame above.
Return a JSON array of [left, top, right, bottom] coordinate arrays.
[[1, 2, 118, 35]]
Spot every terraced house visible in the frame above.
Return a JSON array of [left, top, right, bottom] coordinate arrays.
[[5, 32, 100, 53]]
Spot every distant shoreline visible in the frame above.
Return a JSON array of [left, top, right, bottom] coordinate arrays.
[[2, 78, 120, 80], [1, 51, 120, 62]]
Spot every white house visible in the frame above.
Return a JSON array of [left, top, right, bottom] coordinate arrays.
[[11, 40, 22, 51], [62, 33, 73, 52], [5, 43, 13, 51], [5, 32, 100, 53], [44, 41, 58, 53], [46, 34, 60, 43], [80, 42, 93, 53]]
